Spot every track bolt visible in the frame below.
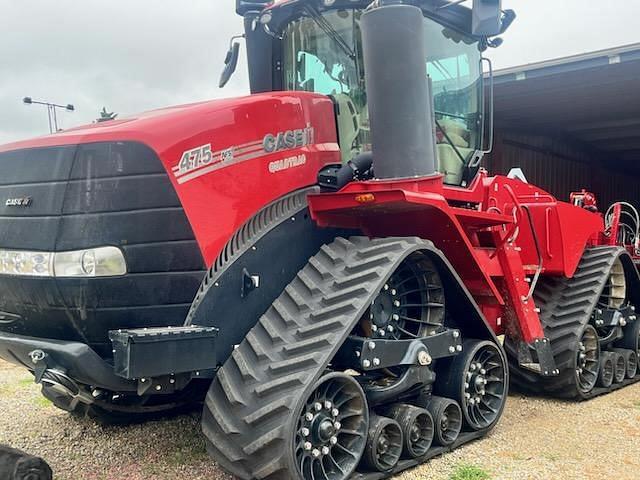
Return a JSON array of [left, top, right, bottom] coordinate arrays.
[[304, 442, 312, 451], [324, 401, 332, 410], [480, 368, 486, 375], [392, 314, 400, 321], [470, 363, 476, 371], [322, 446, 330, 456], [393, 300, 401, 307], [330, 436, 338, 445], [391, 289, 397, 296], [301, 428, 310, 437], [373, 358, 381, 367], [312, 449, 321, 458], [363, 360, 371, 368], [368, 342, 376, 350], [315, 402, 323, 412], [456, 345, 463, 352], [332, 408, 339, 417], [449, 346, 456, 353], [469, 398, 475, 405], [306, 413, 314, 422], [334, 422, 341, 430]]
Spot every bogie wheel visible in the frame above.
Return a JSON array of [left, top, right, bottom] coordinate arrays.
[[362, 416, 403, 472], [612, 352, 627, 384], [295, 373, 368, 480], [598, 352, 614, 388], [426, 396, 462, 447], [612, 348, 638, 378], [435, 340, 507, 431], [575, 325, 600, 395], [385, 404, 434, 459]]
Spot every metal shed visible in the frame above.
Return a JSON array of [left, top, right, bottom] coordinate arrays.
[[486, 43, 640, 208]]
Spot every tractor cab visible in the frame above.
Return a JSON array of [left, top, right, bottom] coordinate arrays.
[[234, 0, 515, 186]]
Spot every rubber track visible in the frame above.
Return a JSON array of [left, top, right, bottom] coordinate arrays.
[[202, 237, 440, 480], [506, 246, 640, 399]]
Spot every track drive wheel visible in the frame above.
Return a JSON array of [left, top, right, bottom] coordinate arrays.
[[435, 340, 507, 431]]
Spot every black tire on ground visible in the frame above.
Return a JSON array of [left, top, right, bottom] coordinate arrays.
[[612, 348, 638, 378], [426, 396, 462, 447], [362, 416, 403, 473], [611, 352, 627, 384]]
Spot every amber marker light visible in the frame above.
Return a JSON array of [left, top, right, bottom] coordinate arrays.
[[355, 194, 376, 204]]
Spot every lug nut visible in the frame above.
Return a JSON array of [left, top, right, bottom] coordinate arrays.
[[371, 325, 378, 332], [301, 428, 310, 437], [368, 341, 376, 350], [392, 314, 400, 321], [465, 392, 471, 399], [453, 330, 460, 338], [315, 402, 323, 412], [388, 325, 394, 332], [332, 408, 339, 417], [312, 449, 321, 458], [391, 289, 397, 296], [379, 330, 386, 336], [330, 436, 338, 445], [470, 363, 476, 371], [456, 345, 463, 352], [306, 413, 314, 422], [449, 346, 456, 353], [304, 442, 312, 451], [322, 446, 330, 455], [393, 300, 400, 307], [324, 401, 332, 410], [480, 368, 486, 375], [384, 284, 389, 291], [334, 421, 341, 430], [373, 358, 381, 366], [363, 359, 371, 368]]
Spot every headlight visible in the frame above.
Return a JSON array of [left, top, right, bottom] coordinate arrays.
[[0, 246, 127, 278]]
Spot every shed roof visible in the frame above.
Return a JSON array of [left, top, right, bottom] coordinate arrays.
[[493, 43, 640, 171]]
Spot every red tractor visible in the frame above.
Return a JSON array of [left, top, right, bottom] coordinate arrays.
[[0, 1, 638, 479]]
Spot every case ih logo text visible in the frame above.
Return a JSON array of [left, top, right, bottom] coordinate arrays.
[[263, 125, 314, 153], [5, 197, 32, 207]]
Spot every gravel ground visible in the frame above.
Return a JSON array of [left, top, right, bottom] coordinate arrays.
[[1, 359, 639, 480]]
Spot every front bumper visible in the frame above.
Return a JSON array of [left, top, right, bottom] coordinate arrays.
[[0, 331, 136, 392]]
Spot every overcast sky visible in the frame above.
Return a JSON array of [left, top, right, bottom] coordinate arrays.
[[1, 0, 640, 144]]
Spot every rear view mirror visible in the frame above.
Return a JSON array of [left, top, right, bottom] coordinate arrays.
[[219, 39, 242, 88], [472, 0, 502, 36]]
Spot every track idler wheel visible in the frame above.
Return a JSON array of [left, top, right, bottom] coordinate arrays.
[[435, 340, 507, 431], [612, 348, 638, 379], [362, 416, 403, 472], [385, 404, 434, 459], [296, 373, 369, 480], [611, 352, 627, 384], [598, 352, 614, 388], [426, 396, 462, 447]]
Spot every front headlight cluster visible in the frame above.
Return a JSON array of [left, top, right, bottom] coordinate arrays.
[[0, 246, 127, 278]]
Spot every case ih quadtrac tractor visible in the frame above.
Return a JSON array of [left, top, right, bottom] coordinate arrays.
[[1, 1, 640, 479]]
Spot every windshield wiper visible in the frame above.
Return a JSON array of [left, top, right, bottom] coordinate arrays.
[[304, 5, 356, 61]]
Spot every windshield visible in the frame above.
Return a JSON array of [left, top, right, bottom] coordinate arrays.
[[282, 8, 483, 185]]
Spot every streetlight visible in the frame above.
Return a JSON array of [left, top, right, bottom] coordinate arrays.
[[23, 97, 75, 133]]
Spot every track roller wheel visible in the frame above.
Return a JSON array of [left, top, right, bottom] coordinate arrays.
[[435, 340, 507, 431], [611, 352, 627, 384], [385, 404, 434, 459], [575, 325, 600, 395], [426, 396, 462, 447], [598, 352, 614, 388], [362, 416, 403, 472], [296, 373, 369, 480], [612, 348, 638, 379]]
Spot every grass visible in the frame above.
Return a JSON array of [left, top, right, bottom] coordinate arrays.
[[450, 464, 492, 480]]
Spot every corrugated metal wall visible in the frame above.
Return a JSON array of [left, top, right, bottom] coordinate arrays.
[[484, 130, 640, 209]]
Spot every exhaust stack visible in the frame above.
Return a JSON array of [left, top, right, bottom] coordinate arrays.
[[360, 4, 437, 179]]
